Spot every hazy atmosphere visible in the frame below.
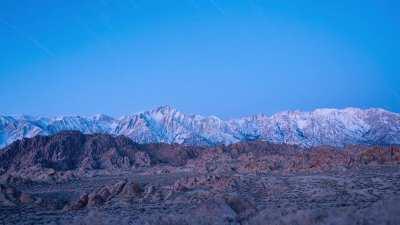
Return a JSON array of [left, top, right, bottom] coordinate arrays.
[[1, 0, 399, 118]]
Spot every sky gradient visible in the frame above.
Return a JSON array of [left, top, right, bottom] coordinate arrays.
[[0, 0, 399, 118]]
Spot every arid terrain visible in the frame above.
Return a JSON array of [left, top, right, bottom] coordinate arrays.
[[1, 131, 400, 225]]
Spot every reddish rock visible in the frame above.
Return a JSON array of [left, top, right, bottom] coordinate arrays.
[[67, 193, 89, 210], [0, 184, 36, 206], [120, 181, 143, 198], [1, 131, 400, 182], [19, 192, 33, 204]]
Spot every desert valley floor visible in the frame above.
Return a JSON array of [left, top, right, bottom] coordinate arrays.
[[1, 165, 400, 225]]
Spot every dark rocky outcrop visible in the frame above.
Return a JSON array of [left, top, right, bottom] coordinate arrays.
[[189, 142, 400, 174], [1, 131, 399, 184], [139, 143, 202, 166], [64, 179, 146, 210], [0, 131, 150, 173], [0, 131, 203, 181]]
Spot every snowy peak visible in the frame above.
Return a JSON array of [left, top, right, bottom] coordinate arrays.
[[0, 107, 399, 148]]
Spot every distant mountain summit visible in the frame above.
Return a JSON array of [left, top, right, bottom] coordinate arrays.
[[1, 106, 399, 148]]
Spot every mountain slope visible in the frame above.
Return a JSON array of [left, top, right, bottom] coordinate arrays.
[[1, 106, 399, 148], [1, 131, 399, 182], [0, 131, 201, 180]]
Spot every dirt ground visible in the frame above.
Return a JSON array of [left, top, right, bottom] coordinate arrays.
[[1, 164, 400, 225]]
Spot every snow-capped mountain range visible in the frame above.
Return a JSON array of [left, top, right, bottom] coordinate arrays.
[[1, 106, 399, 148]]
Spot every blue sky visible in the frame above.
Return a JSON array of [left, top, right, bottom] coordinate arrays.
[[0, 0, 399, 118]]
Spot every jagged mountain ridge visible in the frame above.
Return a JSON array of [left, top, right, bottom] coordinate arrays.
[[1, 106, 399, 148]]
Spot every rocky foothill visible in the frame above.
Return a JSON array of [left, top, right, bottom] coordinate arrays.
[[1, 131, 400, 225]]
